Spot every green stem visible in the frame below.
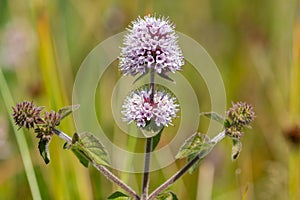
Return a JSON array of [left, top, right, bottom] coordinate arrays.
[[0, 68, 42, 200], [148, 131, 226, 200]]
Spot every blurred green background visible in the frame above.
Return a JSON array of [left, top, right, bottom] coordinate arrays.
[[0, 0, 300, 199]]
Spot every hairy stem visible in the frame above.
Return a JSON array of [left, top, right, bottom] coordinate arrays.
[[142, 69, 155, 200], [142, 137, 153, 200], [53, 128, 140, 200], [148, 131, 226, 200], [93, 162, 140, 200], [53, 128, 72, 143]]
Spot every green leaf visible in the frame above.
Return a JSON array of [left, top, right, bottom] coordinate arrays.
[[71, 148, 90, 167], [107, 191, 129, 200], [58, 104, 80, 121], [224, 119, 231, 128], [187, 142, 215, 174], [151, 127, 164, 151], [175, 132, 212, 159], [63, 134, 90, 167], [73, 132, 110, 166], [156, 191, 178, 200], [38, 137, 51, 164], [231, 139, 242, 160], [176, 133, 216, 174], [170, 192, 178, 200], [200, 112, 225, 124], [140, 119, 164, 138], [187, 154, 201, 174]]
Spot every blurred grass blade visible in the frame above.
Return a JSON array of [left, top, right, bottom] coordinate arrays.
[[290, 17, 300, 120], [0, 68, 42, 200]]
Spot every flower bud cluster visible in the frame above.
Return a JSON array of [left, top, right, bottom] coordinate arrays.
[[35, 111, 61, 137], [225, 102, 255, 139], [12, 101, 44, 129], [12, 100, 61, 137]]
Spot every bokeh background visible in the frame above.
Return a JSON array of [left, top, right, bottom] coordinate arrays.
[[0, 0, 300, 199]]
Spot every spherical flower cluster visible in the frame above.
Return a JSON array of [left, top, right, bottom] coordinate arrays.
[[35, 111, 61, 137], [225, 102, 255, 139], [12, 100, 44, 129], [226, 102, 255, 126], [121, 88, 179, 128], [119, 15, 184, 76]]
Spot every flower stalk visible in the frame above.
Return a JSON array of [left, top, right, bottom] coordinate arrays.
[[142, 69, 155, 200], [142, 137, 153, 200]]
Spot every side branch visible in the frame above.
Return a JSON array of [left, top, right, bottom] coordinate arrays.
[[53, 129, 140, 200], [148, 131, 226, 200]]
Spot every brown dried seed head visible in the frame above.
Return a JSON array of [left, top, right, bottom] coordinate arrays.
[[12, 100, 44, 129]]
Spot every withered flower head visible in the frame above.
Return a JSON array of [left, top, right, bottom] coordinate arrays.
[[35, 111, 61, 137], [225, 125, 243, 139], [226, 102, 255, 126], [44, 111, 61, 127], [225, 102, 255, 139], [12, 100, 44, 129]]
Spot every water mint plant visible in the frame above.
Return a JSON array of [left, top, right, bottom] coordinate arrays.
[[12, 15, 255, 200]]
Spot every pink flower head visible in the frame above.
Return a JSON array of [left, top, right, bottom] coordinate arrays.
[[119, 15, 184, 76]]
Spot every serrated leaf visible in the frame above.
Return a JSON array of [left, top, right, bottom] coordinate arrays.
[[58, 104, 80, 121], [73, 132, 110, 166], [176, 133, 215, 174], [187, 154, 201, 174], [71, 148, 90, 167], [107, 191, 129, 200], [151, 127, 164, 151], [38, 137, 51, 164], [231, 139, 242, 160], [187, 142, 214, 174], [200, 112, 225, 124], [63, 134, 90, 167], [175, 132, 211, 159]]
